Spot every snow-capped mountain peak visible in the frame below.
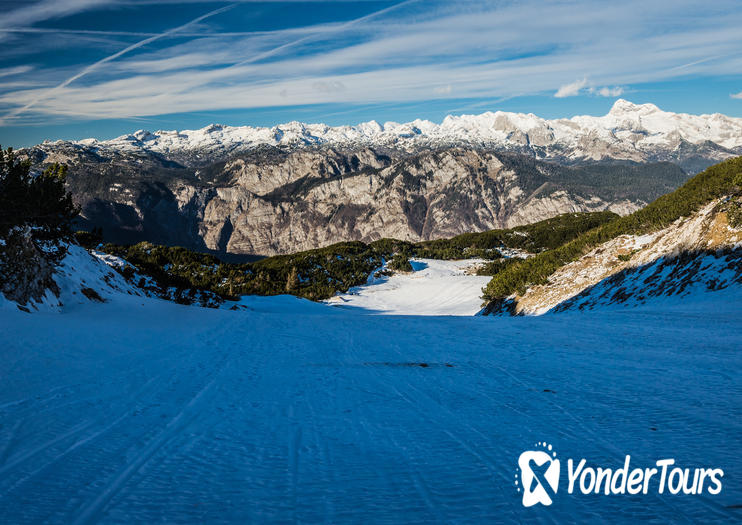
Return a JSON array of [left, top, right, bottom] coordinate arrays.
[[607, 98, 661, 116], [39, 100, 742, 171]]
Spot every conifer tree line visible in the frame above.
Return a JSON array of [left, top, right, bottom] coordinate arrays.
[[89, 211, 618, 301], [0, 147, 78, 239]]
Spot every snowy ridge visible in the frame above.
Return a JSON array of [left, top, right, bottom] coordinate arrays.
[[511, 198, 742, 315], [0, 244, 224, 313], [58, 100, 742, 164]]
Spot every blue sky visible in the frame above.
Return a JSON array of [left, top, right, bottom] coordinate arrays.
[[1, 0, 741, 147]]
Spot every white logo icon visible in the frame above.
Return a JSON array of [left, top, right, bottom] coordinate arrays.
[[515, 442, 560, 507]]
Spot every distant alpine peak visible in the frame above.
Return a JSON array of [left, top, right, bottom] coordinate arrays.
[[608, 99, 661, 116], [61, 100, 742, 165]]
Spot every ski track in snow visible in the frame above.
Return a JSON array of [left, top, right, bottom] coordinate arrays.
[[0, 292, 741, 522]]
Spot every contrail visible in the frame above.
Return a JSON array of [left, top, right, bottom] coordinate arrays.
[[4, 0, 417, 123], [665, 54, 728, 73], [4, 3, 238, 121], [228, 0, 420, 69], [116, 0, 421, 119], [0, 26, 320, 38], [0, 28, 159, 37]]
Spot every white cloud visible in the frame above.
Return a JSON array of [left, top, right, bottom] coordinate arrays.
[[554, 78, 587, 98], [312, 80, 346, 94], [590, 86, 625, 97], [2, 0, 742, 123], [4, 3, 238, 120], [731, 91, 742, 99], [0, 66, 33, 78], [0, 0, 117, 30]]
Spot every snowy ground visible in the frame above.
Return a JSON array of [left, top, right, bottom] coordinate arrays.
[[1, 291, 740, 523], [325, 258, 490, 315]]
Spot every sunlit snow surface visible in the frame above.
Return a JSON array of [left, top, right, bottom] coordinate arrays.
[[1, 274, 741, 522], [325, 259, 491, 315]]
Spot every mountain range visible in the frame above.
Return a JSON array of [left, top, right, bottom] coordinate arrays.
[[23, 100, 742, 256], [37, 99, 742, 169]]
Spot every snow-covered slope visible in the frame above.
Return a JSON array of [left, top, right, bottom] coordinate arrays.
[[325, 258, 490, 315], [0, 243, 223, 313], [0, 244, 148, 313], [554, 248, 742, 313], [0, 278, 740, 522], [510, 197, 742, 315], [55, 100, 742, 165], [1, 201, 740, 521]]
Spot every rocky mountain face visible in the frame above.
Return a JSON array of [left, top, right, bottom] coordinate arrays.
[[24, 142, 688, 256], [22, 100, 740, 256]]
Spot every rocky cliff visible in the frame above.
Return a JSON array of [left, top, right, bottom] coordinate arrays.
[[24, 142, 688, 256]]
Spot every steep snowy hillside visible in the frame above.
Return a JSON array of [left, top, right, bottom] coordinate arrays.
[[554, 248, 742, 313], [509, 198, 742, 315], [481, 156, 742, 315], [0, 243, 223, 313], [38, 100, 742, 169]]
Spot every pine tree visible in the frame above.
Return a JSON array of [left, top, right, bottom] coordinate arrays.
[[285, 266, 299, 292], [0, 146, 78, 238]]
